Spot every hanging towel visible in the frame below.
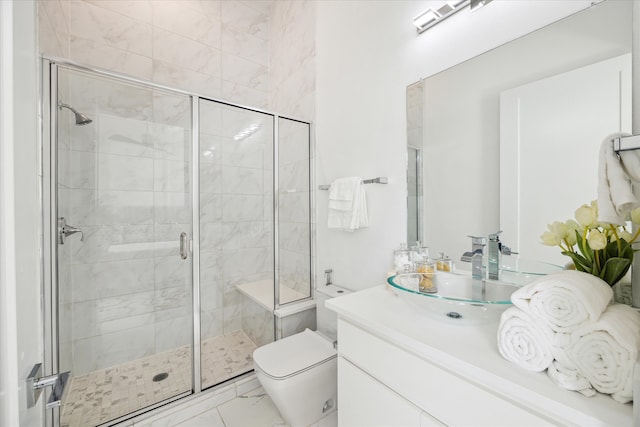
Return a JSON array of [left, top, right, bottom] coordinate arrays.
[[552, 303, 640, 403], [497, 307, 555, 372], [597, 132, 640, 225], [510, 270, 612, 333], [327, 177, 368, 231]]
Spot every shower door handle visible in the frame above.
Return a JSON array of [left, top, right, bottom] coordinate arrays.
[[179, 232, 189, 260], [58, 217, 84, 245]]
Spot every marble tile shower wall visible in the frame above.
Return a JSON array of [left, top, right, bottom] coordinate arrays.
[[38, 0, 271, 376], [241, 297, 275, 347], [199, 100, 274, 343], [38, 0, 271, 108], [269, 0, 315, 121], [271, 1, 315, 304], [39, 0, 317, 374]]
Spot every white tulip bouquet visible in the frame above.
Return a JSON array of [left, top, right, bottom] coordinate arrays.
[[541, 201, 640, 287]]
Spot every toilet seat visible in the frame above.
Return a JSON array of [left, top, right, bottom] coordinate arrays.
[[253, 329, 336, 380]]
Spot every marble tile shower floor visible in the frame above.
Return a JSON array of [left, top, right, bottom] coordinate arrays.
[[61, 330, 257, 427]]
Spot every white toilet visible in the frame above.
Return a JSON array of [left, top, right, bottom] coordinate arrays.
[[253, 285, 349, 427]]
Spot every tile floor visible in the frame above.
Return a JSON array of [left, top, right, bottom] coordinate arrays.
[[170, 387, 286, 427], [133, 378, 338, 427], [200, 330, 257, 390], [61, 330, 257, 427]]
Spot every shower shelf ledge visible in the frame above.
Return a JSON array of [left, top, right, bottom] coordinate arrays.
[[236, 280, 309, 311]]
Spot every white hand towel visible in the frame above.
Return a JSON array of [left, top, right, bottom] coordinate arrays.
[[497, 307, 555, 372], [327, 177, 368, 231], [357, 186, 368, 228], [546, 360, 596, 397], [510, 270, 612, 333], [598, 132, 640, 225], [328, 177, 359, 209], [556, 303, 640, 403]]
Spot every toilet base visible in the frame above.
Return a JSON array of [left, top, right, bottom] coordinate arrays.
[[253, 330, 338, 427], [255, 359, 337, 427]]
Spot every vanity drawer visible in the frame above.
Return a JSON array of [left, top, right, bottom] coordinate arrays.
[[338, 319, 554, 426], [338, 357, 429, 427]]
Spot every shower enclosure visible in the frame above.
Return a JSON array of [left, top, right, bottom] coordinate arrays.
[[42, 59, 313, 427]]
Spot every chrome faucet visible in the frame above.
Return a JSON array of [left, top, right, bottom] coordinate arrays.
[[488, 231, 501, 280], [461, 235, 486, 280], [487, 231, 517, 280]]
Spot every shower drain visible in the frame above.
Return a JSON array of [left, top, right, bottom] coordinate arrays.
[[152, 372, 169, 382]]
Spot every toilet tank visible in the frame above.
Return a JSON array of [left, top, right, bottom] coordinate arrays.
[[315, 285, 350, 342]]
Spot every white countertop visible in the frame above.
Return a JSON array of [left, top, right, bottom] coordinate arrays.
[[327, 284, 632, 426]]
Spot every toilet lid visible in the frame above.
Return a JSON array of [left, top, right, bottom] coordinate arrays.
[[253, 329, 336, 379]]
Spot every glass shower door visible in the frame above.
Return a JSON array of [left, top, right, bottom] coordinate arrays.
[[54, 66, 194, 426], [277, 117, 312, 305], [198, 99, 275, 390]]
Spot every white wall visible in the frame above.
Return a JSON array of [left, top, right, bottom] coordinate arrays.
[[0, 0, 43, 425], [315, 0, 594, 290]]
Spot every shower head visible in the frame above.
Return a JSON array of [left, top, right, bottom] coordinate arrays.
[[58, 102, 93, 126]]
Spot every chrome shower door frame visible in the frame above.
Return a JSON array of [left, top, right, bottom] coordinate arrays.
[[42, 58, 197, 427], [42, 56, 314, 427]]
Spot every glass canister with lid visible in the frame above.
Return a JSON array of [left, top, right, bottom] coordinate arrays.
[[393, 243, 412, 273], [415, 259, 437, 293], [435, 252, 454, 272], [410, 241, 430, 265]]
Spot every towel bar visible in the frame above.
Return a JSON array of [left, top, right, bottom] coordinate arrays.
[[613, 134, 640, 153], [318, 177, 388, 190]]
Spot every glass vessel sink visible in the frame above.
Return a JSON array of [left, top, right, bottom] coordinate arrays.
[[462, 257, 562, 286], [387, 272, 519, 323], [499, 257, 561, 277]]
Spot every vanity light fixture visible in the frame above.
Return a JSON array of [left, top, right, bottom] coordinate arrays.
[[414, 0, 492, 34], [470, 0, 493, 11], [413, 0, 469, 34], [413, 8, 441, 31]]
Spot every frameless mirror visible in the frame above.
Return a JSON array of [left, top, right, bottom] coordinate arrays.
[[407, 0, 633, 266]]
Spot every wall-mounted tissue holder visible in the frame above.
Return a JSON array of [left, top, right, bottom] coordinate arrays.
[[318, 177, 388, 191]]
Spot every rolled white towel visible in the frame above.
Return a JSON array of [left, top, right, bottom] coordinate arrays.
[[546, 360, 596, 397], [555, 303, 640, 403], [497, 307, 555, 372], [510, 271, 613, 333]]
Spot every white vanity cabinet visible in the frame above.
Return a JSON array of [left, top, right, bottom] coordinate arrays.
[[337, 318, 551, 426], [328, 286, 632, 427], [338, 357, 434, 426]]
